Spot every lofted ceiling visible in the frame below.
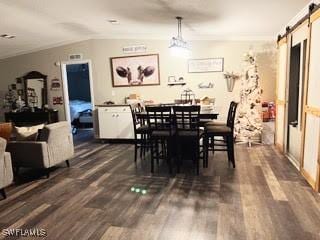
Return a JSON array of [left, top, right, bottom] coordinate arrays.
[[0, 0, 310, 59]]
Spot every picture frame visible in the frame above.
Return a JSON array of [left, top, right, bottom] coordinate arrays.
[[110, 54, 160, 87], [53, 96, 63, 105], [17, 89, 23, 96], [168, 76, 176, 84], [51, 78, 61, 91], [188, 58, 224, 73], [167, 76, 186, 86], [16, 77, 23, 84]]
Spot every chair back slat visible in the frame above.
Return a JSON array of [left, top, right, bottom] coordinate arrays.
[[146, 106, 172, 131], [130, 104, 145, 129], [224, 101, 235, 125], [227, 102, 238, 130], [173, 106, 200, 131]]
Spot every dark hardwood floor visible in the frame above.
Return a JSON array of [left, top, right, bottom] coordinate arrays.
[[1, 131, 320, 239]]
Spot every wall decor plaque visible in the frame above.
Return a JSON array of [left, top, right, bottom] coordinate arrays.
[[188, 58, 224, 73]]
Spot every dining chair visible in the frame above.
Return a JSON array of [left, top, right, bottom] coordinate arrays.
[[205, 101, 237, 153], [173, 105, 201, 175], [146, 106, 174, 173], [203, 102, 238, 168], [130, 104, 149, 163], [205, 101, 236, 127]]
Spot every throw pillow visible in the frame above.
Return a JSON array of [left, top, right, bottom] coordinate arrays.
[[0, 123, 13, 141], [14, 124, 45, 141]]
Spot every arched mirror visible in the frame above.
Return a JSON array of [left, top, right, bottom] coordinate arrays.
[[22, 71, 47, 108]]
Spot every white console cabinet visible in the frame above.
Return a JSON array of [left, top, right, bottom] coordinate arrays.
[[95, 105, 134, 139]]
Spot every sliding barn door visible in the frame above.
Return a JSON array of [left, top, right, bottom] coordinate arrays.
[[275, 38, 288, 151], [287, 22, 309, 167], [301, 10, 320, 191]]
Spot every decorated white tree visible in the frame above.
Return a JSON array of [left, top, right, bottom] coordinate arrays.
[[234, 51, 263, 146]]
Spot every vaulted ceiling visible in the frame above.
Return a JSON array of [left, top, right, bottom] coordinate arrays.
[[0, 0, 310, 59]]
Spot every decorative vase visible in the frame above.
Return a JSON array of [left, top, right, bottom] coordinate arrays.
[[224, 72, 240, 92], [226, 77, 235, 92]]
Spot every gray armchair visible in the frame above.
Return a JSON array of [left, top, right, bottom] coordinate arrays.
[[7, 121, 74, 178], [0, 137, 13, 199]]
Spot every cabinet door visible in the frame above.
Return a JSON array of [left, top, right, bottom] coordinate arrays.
[[116, 112, 134, 139], [98, 108, 118, 138]]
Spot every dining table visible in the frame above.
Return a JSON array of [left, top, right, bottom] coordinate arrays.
[[135, 109, 219, 123], [134, 106, 219, 174], [132, 104, 220, 173]]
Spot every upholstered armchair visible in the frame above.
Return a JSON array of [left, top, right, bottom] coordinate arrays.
[[0, 137, 13, 199], [7, 121, 74, 178]]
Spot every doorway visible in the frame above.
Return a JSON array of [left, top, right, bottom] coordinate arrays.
[[286, 40, 307, 168], [61, 60, 94, 139]]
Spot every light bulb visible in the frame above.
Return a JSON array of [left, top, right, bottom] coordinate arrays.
[[170, 46, 191, 58]]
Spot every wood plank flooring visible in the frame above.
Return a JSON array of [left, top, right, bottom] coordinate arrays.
[[1, 130, 320, 239]]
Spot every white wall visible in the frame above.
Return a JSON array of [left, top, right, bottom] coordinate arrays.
[[0, 39, 277, 121]]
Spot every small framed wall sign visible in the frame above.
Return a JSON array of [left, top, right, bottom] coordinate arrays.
[[53, 96, 63, 105], [188, 58, 224, 73], [167, 76, 186, 86], [50, 78, 61, 91], [123, 45, 147, 54]]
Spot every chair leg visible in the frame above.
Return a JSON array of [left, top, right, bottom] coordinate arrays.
[[143, 134, 149, 156], [134, 140, 138, 163], [167, 139, 172, 174], [0, 189, 6, 199], [46, 169, 50, 179], [177, 138, 181, 173], [203, 136, 206, 168], [226, 136, 235, 168], [66, 160, 70, 167], [150, 140, 154, 173], [160, 140, 167, 161], [161, 140, 164, 156], [142, 134, 146, 157], [156, 140, 160, 165], [230, 136, 235, 168], [204, 135, 209, 168], [226, 136, 231, 165], [140, 135, 144, 158], [195, 140, 200, 175], [212, 137, 215, 155]]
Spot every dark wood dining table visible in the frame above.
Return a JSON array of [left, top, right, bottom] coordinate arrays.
[[134, 109, 219, 174], [135, 111, 219, 122]]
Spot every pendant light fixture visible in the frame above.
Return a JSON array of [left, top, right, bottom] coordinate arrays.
[[169, 16, 191, 57]]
